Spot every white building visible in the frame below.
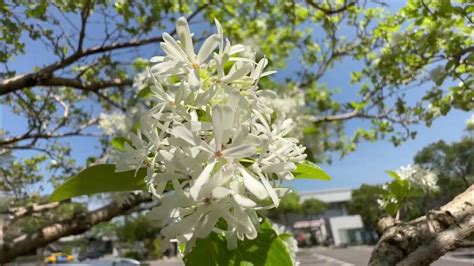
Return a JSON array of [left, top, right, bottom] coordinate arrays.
[[294, 188, 365, 246]]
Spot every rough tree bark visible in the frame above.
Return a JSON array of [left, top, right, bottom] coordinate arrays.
[[369, 185, 474, 265], [0, 193, 151, 264]]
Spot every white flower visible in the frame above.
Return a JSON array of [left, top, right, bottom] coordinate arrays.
[[466, 114, 474, 130], [150, 17, 220, 90], [395, 164, 439, 191], [112, 17, 307, 253], [99, 112, 127, 135], [272, 223, 298, 264], [263, 88, 311, 139], [430, 65, 445, 85], [427, 103, 442, 118]]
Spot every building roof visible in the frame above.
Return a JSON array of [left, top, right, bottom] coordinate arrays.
[[299, 188, 352, 203]]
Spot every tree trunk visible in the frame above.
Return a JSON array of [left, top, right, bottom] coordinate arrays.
[[369, 185, 474, 265], [0, 193, 151, 264]]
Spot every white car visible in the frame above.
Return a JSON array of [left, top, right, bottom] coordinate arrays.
[[59, 258, 141, 266]]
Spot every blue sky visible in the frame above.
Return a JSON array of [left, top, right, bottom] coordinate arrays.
[[1, 1, 472, 195]]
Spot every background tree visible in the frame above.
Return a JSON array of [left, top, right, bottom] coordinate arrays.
[[347, 184, 386, 228], [265, 192, 302, 227], [301, 199, 327, 218], [414, 137, 473, 197], [371, 127, 474, 264], [115, 214, 162, 260], [0, 0, 472, 264], [349, 129, 473, 223]]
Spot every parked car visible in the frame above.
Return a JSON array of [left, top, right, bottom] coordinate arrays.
[[85, 258, 140, 266], [79, 250, 103, 261], [44, 252, 75, 264]]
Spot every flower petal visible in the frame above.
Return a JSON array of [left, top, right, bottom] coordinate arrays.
[[162, 33, 188, 61], [240, 168, 268, 200], [150, 56, 165, 63], [214, 19, 224, 52], [212, 187, 232, 199], [222, 145, 256, 158], [229, 44, 245, 55], [221, 63, 253, 82], [259, 174, 280, 207], [196, 209, 221, 238], [197, 34, 219, 63], [171, 125, 196, 145], [176, 17, 195, 60], [190, 161, 217, 200], [250, 57, 268, 79], [212, 105, 234, 150], [161, 206, 204, 238], [232, 193, 256, 207], [261, 162, 296, 173], [188, 68, 201, 90]]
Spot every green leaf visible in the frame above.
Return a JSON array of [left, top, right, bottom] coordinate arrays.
[[385, 170, 400, 180], [385, 202, 399, 216], [350, 101, 368, 111], [137, 86, 152, 99], [133, 58, 149, 71], [184, 219, 292, 266], [278, 232, 293, 241], [388, 180, 404, 197], [183, 233, 228, 266], [50, 164, 147, 202], [303, 126, 317, 134], [111, 136, 130, 151], [293, 161, 331, 180]]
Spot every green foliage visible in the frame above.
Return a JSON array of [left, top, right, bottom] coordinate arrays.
[[117, 214, 160, 243], [380, 170, 424, 216], [265, 191, 301, 226], [49, 164, 147, 202], [301, 198, 327, 217], [347, 184, 387, 227], [414, 136, 474, 203], [123, 251, 145, 261], [136, 86, 153, 99], [184, 219, 292, 266], [4, 199, 87, 241], [293, 161, 331, 180], [351, 132, 474, 222], [111, 137, 130, 151], [0, 151, 47, 198], [1, 0, 473, 262], [277, 192, 301, 215]]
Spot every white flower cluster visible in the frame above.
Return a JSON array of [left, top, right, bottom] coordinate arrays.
[[99, 105, 147, 135], [272, 223, 299, 263], [263, 88, 311, 139], [429, 65, 445, 85], [378, 164, 438, 211], [466, 114, 474, 130], [99, 112, 128, 135], [396, 164, 438, 191], [112, 17, 307, 252]]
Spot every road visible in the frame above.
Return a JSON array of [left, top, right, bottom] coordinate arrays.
[[10, 246, 472, 265], [297, 246, 474, 266], [146, 245, 473, 265]]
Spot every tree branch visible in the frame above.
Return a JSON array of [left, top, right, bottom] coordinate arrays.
[[38, 76, 133, 91], [369, 185, 474, 265], [398, 215, 473, 266], [312, 109, 359, 122], [306, 0, 356, 15], [2, 202, 63, 225], [0, 117, 100, 147], [0, 193, 152, 264], [0, 4, 207, 96], [77, 0, 93, 51]]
